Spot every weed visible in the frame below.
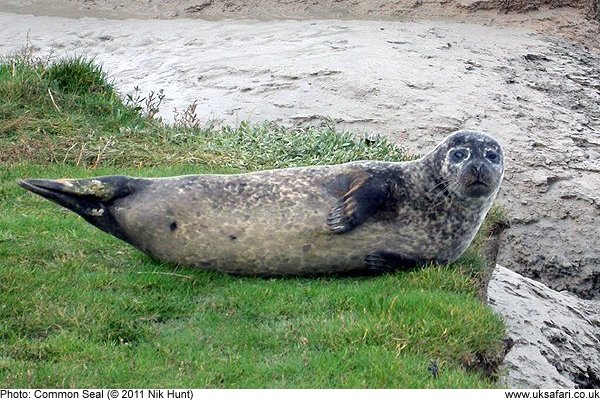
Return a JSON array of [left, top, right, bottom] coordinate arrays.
[[125, 85, 165, 120], [174, 100, 201, 129]]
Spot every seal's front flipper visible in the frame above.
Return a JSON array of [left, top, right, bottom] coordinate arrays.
[[365, 251, 422, 273], [327, 175, 389, 233], [18, 176, 137, 242]]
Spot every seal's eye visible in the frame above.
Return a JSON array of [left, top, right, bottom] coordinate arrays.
[[450, 149, 468, 163], [486, 151, 500, 163]]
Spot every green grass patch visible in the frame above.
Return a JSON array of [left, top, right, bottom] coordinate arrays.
[[0, 54, 505, 388]]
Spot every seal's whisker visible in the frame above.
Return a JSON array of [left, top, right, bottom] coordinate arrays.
[[429, 180, 453, 203], [428, 179, 450, 194], [428, 180, 463, 210]]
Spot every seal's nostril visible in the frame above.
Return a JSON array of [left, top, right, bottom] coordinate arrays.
[[470, 162, 486, 176]]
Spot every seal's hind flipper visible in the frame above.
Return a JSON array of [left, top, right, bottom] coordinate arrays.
[[18, 176, 139, 243], [365, 251, 422, 273], [327, 175, 389, 233]]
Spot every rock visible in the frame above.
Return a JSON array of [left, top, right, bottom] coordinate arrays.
[[488, 265, 600, 388], [185, 1, 212, 13]]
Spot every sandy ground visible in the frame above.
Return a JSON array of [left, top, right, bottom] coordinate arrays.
[[1, 3, 599, 299]]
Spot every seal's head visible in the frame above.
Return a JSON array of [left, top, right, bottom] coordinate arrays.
[[431, 130, 504, 201]]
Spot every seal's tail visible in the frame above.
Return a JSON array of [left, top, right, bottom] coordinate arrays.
[[18, 176, 134, 242]]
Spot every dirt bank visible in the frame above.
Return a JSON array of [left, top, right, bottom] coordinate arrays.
[[1, 3, 599, 298]]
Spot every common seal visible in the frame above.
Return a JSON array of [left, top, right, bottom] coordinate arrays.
[[18, 130, 504, 275]]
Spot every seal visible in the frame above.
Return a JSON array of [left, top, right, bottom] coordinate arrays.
[[18, 130, 504, 276]]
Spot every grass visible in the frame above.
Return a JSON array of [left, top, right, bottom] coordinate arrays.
[[0, 53, 506, 388]]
